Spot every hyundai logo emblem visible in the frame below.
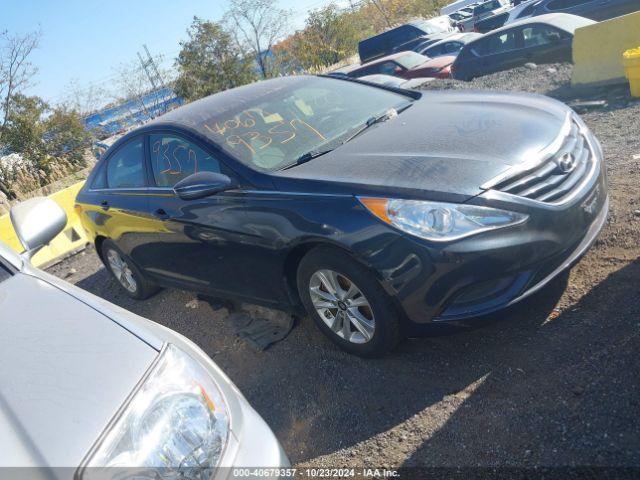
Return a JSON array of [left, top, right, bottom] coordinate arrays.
[[557, 153, 577, 173]]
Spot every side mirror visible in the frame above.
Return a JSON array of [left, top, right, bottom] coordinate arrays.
[[173, 171, 235, 200], [10, 197, 67, 258]]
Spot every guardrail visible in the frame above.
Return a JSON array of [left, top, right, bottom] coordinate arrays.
[[0, 181, 88, 267]]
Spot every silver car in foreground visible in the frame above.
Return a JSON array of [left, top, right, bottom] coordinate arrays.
[[0, 197, 289, 478]]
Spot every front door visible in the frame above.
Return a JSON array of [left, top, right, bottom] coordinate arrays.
[[137, 132, 287, 304]]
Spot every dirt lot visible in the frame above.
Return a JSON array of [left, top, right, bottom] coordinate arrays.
[[49, 63, 640, 472]]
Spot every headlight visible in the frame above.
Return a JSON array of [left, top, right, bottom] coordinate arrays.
[[80, 344, 229, 480], [359, 197, 528, 241]]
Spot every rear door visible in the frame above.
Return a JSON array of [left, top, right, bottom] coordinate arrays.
[[84, 136, 151, 264]]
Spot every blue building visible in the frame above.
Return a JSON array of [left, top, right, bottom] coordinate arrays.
[[84, 87, 183, 136]]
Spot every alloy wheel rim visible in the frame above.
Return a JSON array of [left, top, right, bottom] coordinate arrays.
[[106, 249, 138, 293], [309, 269, 375, 344]]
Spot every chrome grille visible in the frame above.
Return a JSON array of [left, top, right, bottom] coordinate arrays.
[[487, 117, 594, 204]]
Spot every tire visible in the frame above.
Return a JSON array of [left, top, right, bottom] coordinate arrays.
[[297, 247, 402, 357], [101, 239, 160, 300]]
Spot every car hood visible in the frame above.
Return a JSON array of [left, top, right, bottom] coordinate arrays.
[[0, 272, 157, 467], [273, 90, 569, 200]]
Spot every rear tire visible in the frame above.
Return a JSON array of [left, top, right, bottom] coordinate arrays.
[[297, 247, 402, 357], [101, 239, 159, 300]]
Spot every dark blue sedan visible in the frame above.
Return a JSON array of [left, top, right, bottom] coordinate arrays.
[[76, 75, 608, 356]]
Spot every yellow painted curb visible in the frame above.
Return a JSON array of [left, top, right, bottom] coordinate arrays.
[[0, 181, 88, 267]]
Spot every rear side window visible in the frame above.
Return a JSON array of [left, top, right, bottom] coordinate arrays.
[[522, 25, 563, 47], [106, 138, 145, 189], [150, 134, 222, 187], [473, 30, 518, 55]]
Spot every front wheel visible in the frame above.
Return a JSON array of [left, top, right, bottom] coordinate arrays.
[[101, 239, 159, 300], [297, 247, 402, 357]]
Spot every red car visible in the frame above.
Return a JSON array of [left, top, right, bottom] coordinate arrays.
[[345, 51, 456, 80]]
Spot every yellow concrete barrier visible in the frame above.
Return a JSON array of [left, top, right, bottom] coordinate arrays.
[[623, 47, 640, 97], [0, 181, 88, 267], [572, 11, 640, 87]]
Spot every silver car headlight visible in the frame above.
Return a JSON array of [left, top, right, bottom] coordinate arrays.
[[359, 197, 528, 242], [80, 344, 229, 480]]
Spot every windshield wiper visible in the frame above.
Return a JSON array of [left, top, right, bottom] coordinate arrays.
[[343, 104, 412, 145], [281, 148, 335, 170], [281, 103, 413, 170]]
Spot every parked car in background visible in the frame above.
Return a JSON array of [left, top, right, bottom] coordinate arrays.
[[358, 19, 452, 63], [405, 32, 455, 54], [416, 32, 483, 58], [440, 0, 481, 15], [344, 52, 454, 79], [474, 0, 543, 32], [529, 0, 640, 21], [76, 75, 607, 357], [0, 198, 288, 474], [359, 74, 435, 88], [448, 9, 473, 23], [452, 13, 594, 80], [456, 0, 510, 31]]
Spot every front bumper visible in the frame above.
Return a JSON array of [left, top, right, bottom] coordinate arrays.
[[365, 138, 608, 326]]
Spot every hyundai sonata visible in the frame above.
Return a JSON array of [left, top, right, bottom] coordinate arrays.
[[76, 75, 608, 357]]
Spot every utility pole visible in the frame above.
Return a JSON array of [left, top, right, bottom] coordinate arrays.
[[137, 44, 165, 92], [137, 50, 158, 91], [144, 44, 166, 90]]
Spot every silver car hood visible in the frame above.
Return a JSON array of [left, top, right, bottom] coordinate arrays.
[[0, 272, 158, 468]]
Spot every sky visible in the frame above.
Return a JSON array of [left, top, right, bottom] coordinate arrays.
[[1, 0, 338, 105]]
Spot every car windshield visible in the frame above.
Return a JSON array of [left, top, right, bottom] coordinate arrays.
[[396, 52, 430, 69], [197, 77, 414, 171]]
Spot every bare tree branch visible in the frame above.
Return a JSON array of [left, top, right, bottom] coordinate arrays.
[[223, 0, 291, 78], [61, 79, 108, 116], [0, 28, 41, 141]]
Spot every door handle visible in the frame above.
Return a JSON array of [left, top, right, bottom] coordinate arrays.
[[100, 200, 109, 211], [153, 208, 170, 220]]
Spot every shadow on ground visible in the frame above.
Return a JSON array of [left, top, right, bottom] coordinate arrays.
[[403, 258, 640, 468], [57, 252, 640, 467]]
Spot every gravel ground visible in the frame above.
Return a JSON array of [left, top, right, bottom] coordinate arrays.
[[49, 63, 640, 473]]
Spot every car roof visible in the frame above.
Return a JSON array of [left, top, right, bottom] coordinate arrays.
[[343, 51, 422, 74], [487, 12, 595, 35], [424, 32, 482, 48]]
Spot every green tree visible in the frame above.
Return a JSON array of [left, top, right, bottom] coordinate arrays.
[[174, 17, 256, 102], [0, 94, 91, 198], [290, 3, 364, 69]]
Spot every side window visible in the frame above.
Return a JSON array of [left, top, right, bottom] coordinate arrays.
[[487, 30, 519, 54], [522, 25, 563, 48], [379, 61, 402, 75], [91, 163, 108, 189], [443, 42, 463, 53], [425, 44, 445, 57], [150, 134, 221, 187], [106, 138, 145, 189], [471, 38, 491, 56]]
